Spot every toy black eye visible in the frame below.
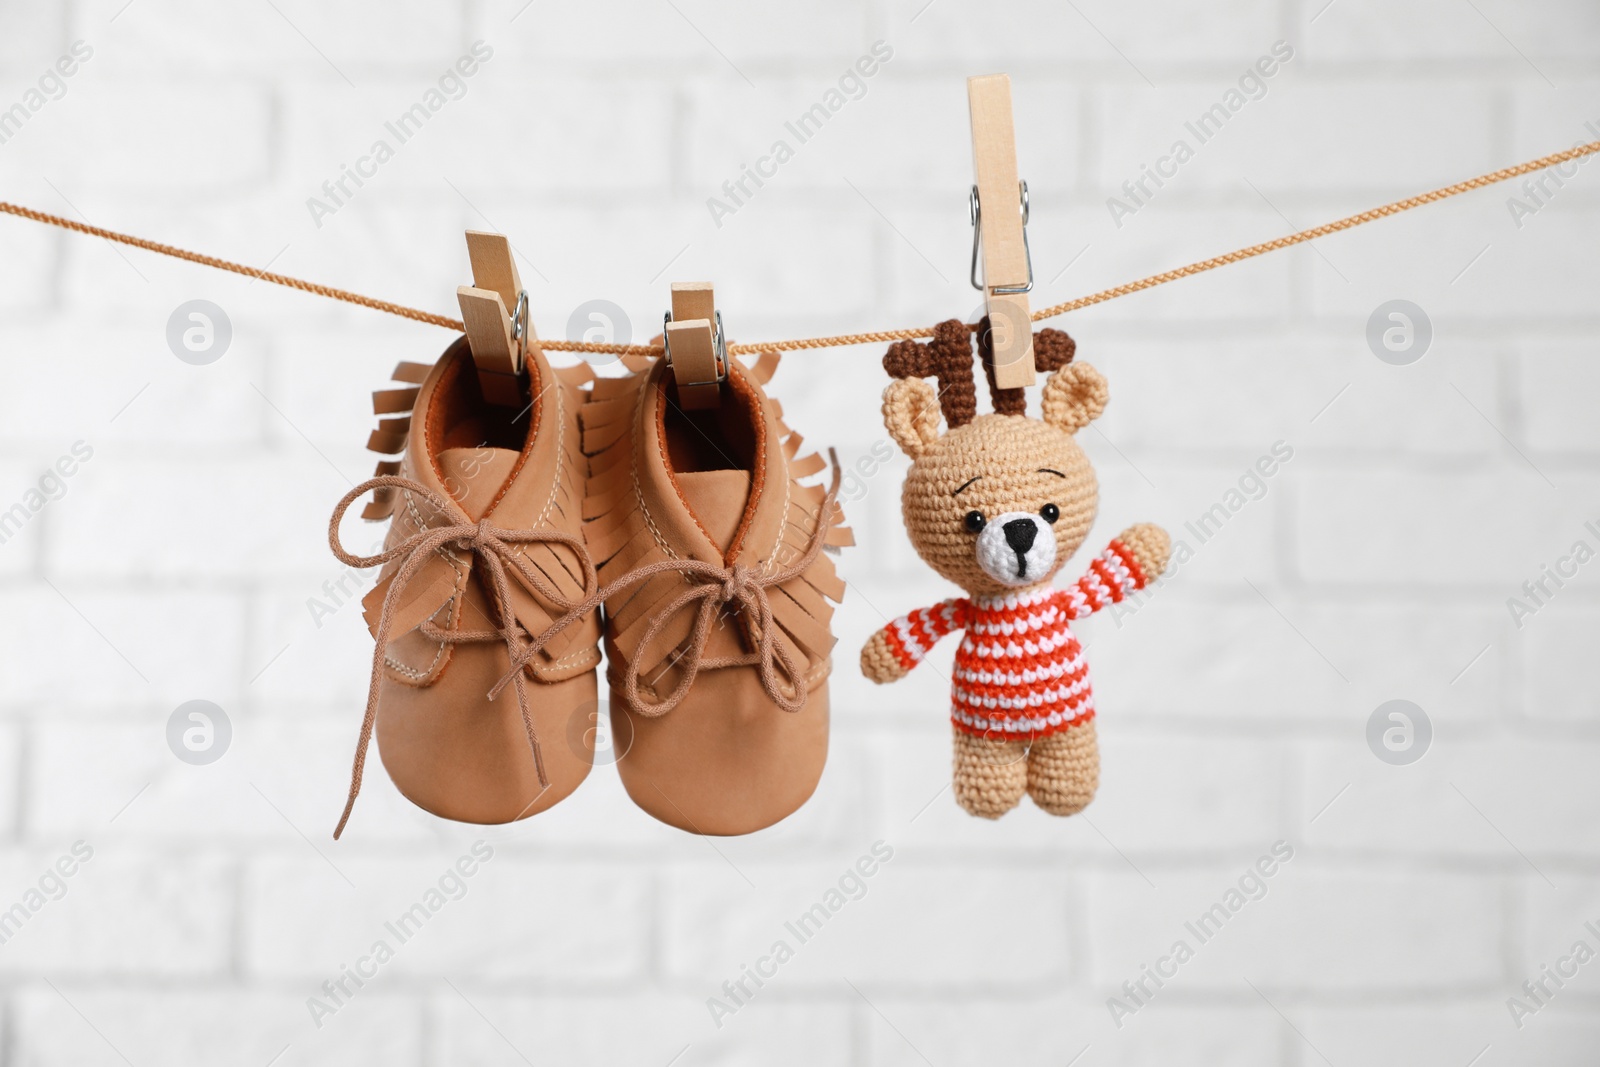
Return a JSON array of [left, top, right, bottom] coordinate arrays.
[[964, 510, 986, 533], [1041, 503, 1060, 524]]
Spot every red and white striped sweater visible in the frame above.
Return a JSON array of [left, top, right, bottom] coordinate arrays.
[[876, 539, 1151, 741]]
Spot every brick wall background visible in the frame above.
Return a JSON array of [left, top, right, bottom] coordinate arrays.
[[1, 0, 1598, 1063]]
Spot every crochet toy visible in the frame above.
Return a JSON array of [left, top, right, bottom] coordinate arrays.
[[860, 320, 1171, 819]]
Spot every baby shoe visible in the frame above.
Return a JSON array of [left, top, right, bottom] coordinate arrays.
[[576, 353, 850, 835], [327, 339, 601, 838]]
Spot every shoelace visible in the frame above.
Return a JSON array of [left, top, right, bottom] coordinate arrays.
[[490, 452, 845, 718], [326, 474, 598, 840]]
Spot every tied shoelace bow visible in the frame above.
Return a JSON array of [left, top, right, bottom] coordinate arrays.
[[328, 454, 842, 838], [490, 450, 847, 718], [327, 475, 598, 840]]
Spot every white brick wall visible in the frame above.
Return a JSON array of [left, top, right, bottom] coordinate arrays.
[[1, 0, 1598, 1063]]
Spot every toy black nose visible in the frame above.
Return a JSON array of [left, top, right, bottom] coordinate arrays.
[[1003, 518, 1037, 554]]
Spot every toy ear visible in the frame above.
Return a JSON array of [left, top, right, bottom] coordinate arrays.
[[882, 378, 942, 457], [1041, 361, 1108, 435]]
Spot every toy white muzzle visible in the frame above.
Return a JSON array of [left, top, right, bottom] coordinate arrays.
[[976, 511, 1057, 586]]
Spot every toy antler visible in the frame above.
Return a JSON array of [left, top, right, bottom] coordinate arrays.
[[883, 319, 978, 428], [978, 321, 1076, 416]]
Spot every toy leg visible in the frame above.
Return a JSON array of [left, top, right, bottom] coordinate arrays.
[[1026, 719, 1100, 816], [952, 725, 1028, 819]]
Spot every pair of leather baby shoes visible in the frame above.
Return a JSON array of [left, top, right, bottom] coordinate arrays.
[[327, 335, 849, 839]]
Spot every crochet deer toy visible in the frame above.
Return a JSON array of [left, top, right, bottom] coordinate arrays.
[[860, 319, 1171, 819]]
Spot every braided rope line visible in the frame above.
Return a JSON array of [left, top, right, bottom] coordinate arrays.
[[5, 137, 1596, 356], [0, 202, 466, 331], [1030, 138, 1600, 321]]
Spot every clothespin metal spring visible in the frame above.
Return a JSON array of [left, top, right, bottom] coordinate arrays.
[[661, 307, 728, 390], [970, 180, 1033, 296]]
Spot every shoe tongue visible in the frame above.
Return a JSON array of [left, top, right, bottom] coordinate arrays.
[[437, 447, 520, 520], [677, 470, 752, 555]]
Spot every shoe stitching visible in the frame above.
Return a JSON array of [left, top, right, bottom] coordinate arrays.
[[761, 411, 794, 580], [628, 366, 679, 561], [530, 372, 565, 529], [391, 380, 595, 679], [618, 654, 830, 703], [608, 362, 831, 684], [503, 377, 605, 673], [381, 486, 464, 681], [506, 372, 572, 588], [384, 594, 453, 680], [543, 646, 601, 671]]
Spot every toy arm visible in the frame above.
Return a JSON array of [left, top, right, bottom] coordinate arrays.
[[860, 598, 970, 684], [1062, 524, 1171, 620]]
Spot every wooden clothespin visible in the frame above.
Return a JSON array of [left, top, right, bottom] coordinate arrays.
[[456, 230, 537, 406], [968, 74, 1036, 389], [663, 281, 726, 410]]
